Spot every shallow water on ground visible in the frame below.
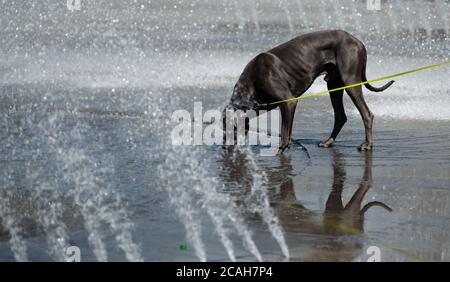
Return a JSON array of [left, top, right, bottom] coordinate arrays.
[[1, 82, 449, 261], [0, 0, 449, 262]]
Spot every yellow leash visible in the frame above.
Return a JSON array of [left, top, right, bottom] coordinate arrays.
[[269, 60, 450, 106]]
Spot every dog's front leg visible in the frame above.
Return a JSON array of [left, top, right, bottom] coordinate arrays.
[[278, 102, 297, 154]]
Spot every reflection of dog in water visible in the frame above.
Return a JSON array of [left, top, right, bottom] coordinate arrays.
[[323, 151, 392, 234], [218, 148, 392, 261], [276, 150, 392, 261]]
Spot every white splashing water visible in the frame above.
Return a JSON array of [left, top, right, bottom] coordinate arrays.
[[159, 145, 262, 262], [0, 107, 143, 262], [13, 116, 143, 262], [165, 182, 207, 261], [56, 144, 143, 262], [159, 127, 291, 261], [232, 0, 246, 29], [31, 182, 70, 261], [241, 148, 290, 260], [0, 190, 28, 262], [279, 0, 294, 33], [249, 4, 261, 33], [0, 115, 29, 261]]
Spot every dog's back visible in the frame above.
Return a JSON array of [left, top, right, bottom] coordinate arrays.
[[267, 30, 363, 77]]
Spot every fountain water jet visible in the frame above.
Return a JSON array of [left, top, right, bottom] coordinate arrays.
[[32, 183, 70, 262], [280, 0, 295, 33], [242, 148, 290, 260], [159, 145, 263, 262], [58, 146, 143, 262], [249, 3, 261, 33], [0, 190, 28, 262]]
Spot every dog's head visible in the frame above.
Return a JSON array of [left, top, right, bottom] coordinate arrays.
[[229, 80, 259, 109]]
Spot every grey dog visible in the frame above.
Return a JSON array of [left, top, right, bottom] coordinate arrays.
[[223, 30, 394, 153]]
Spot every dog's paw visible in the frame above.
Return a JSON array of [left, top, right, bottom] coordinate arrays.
[[318, 138, 334, 148], [277, 145, 290, 155], [358, 142, 372, 151]]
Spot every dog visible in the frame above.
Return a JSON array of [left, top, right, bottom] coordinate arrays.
[[223, 30, 394, 153]]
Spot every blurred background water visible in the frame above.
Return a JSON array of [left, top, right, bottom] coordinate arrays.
[[0, 0, 449, 261]]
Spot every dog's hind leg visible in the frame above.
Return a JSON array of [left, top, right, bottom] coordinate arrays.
[[336, 42, 374, 151], [343, 81, 374, 151], [319, 78, 347, 148]]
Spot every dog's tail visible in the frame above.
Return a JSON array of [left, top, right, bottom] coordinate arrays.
[[360, 201, 393, 215], [361, 60, 394, 92]]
